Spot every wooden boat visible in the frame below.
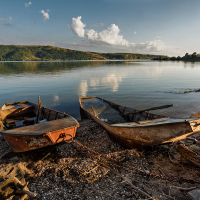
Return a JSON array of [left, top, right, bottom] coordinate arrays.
[[79, 97, 200, 148], [0, 100, 79, 152]]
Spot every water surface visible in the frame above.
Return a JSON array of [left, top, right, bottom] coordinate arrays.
[[0, 60, 200, 120]]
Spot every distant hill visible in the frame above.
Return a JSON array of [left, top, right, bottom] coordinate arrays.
[[0, 45, 159, 61]]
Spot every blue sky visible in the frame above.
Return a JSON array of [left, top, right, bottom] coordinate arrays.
[[0, 0, 200, 56]]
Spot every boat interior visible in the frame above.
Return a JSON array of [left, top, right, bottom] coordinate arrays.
[[0, 101, 67, 130], [80, 97, 197, 127]]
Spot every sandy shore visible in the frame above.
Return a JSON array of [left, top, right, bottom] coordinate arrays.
[[0, 119, 200, 200]]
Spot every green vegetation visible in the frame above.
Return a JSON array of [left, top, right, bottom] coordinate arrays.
[[152, 52, 200, 61], [0, 45, 159, 61], [100, 53, 156, 60]]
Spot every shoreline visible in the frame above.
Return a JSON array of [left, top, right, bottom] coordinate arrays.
[[1, 119, 200, 200]]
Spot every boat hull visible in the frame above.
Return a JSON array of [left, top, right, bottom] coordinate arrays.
[[0, 101, 79, 152], [1, 126, 78, 152], [80, 97, 200, 148]]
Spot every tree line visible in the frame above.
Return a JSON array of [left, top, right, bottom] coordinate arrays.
[[152, 52, 200, 61], [0, 45, 160, 61]]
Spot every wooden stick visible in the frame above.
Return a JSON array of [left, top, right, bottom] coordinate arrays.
[[40, 152, 51, 161], [91, 106, 98, 117], [81, 165, 100, 176], [169, 185, 196, 191], [143, 184, 174, 200], [187, 137, 200, 145], [119, 174, 152, 198], [15, 190, 37, 197], [123, 104, 173, 115], [35, 96, 42, 124], [0, 120, 6, 131], [163, 129, 200, 143]]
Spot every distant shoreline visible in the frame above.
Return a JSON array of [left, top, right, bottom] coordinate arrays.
[[152, 52, 200, 62], [0, 59, 152, 62], [0, 45, 161, 61]]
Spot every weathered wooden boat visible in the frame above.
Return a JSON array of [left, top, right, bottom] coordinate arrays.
[[0, 100, 79, 152], [79, 97, 200, 148]]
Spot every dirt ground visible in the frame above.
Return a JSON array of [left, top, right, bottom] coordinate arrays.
[[0, 119, 200, 200]]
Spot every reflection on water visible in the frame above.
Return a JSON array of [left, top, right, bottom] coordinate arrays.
[[0, 60, 133, 76], [0, 60, 200, 120], [53, 94, 60, 106], [76, 80, 88, 97], [76, 72, 127, 96]]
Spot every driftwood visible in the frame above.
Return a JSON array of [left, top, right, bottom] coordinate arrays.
[[15, 189, 37, 197], [169, 185, 196, 191]]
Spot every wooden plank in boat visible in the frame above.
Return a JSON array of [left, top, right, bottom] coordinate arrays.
[[3, 117, 78, 135], [111, 118, 199, 127], [2, 101, 33, 110], [138, 117, 170, 124]]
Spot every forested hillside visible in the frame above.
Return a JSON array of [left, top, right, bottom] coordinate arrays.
[[0, 45, 158, 61], [152, 52, 200, 61]]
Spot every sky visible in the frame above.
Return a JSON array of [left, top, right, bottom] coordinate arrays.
[[0, 0, 200, 56]]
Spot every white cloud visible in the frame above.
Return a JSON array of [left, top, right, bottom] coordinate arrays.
[[69, 16, 174, 54], [98, 24, 129, 45], [69, 16, 86, 37], [0, 17, 12, 23], [40, 10, 50, 21], [0, 17, 12, 25], [132, 40, 165, 52], [69, 16, 128, 46], [25, 1, 32, 7]]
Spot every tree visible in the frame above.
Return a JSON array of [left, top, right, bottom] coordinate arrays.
[[170, 56, 177, 61], [191, 52, 198, 59]]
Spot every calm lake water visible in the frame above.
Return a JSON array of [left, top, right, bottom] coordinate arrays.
[[0, 60, 200, 120]]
